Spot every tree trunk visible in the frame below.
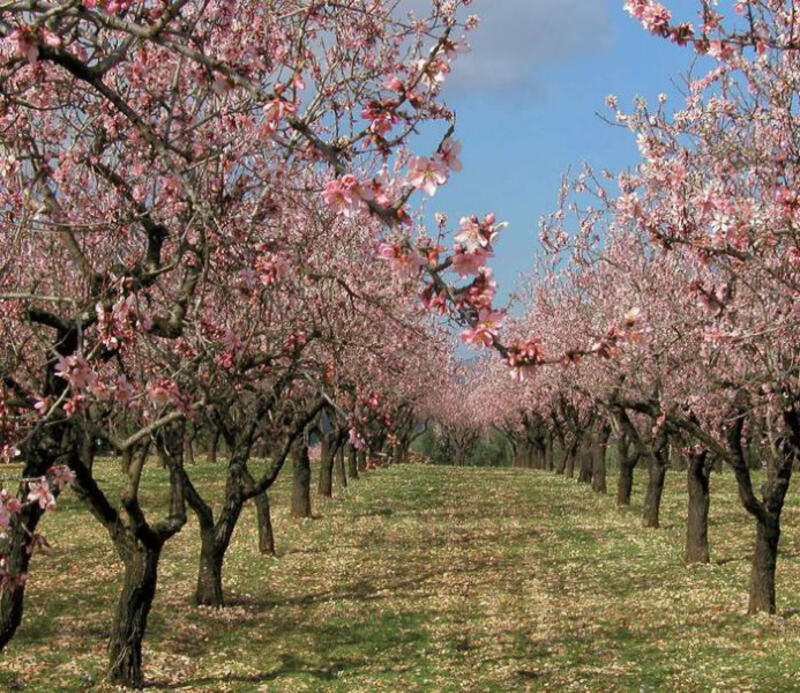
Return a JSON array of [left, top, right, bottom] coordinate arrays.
[[545, 434, 554, 471], [108, 541, 161, 688], [334, 445, 347, 489], [564, 441, 577, 478], [643, 454, 666, 528], [255, 491, 275, 556], [348, 445, 359, 479], [591, 430, 608, 494], [577, 437, 593, 484], [195, 528, 225, 607], [685, 452, 711, 564], [0, 505, 42, 651], [318, 438, 333, 497], [208, 429, 221, 465], [748, 516, 780, 614], [183, 426, 195, 466], [292, 443, 312, 518], [357, 450, 367, 473], [616, 436, 635, 507]]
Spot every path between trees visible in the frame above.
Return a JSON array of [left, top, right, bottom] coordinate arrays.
[[2, 463, 800, 691]]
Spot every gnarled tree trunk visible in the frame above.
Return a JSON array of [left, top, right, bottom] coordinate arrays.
[[108, 538, 162, 688], [685, 450, 711, 563]]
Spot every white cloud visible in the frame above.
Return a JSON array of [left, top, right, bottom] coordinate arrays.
[[400, 0, 612, 93]]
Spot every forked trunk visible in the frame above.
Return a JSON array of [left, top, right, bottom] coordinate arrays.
[[108, 541, 161, 688], [195, 529, 225, 607]]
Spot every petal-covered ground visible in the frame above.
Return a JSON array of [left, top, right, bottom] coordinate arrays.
[[2, 461, 800, 691]]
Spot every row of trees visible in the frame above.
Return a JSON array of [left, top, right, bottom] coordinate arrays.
[[0, 0, 509, 687], [427, 0, 799, 619]]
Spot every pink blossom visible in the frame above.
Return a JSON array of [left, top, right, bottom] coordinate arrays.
[[407, 156, 448, 197], [440, 137, 463, 172], [48, 465, 76, 491], [450, 247, 491, 278], [460, 309, 504, 348], [27, 479, 55, 510]]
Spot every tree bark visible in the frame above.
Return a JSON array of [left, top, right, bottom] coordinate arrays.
[[564, 440, 577, 478], [591, 427, 609, 494], [0, 504, 42, 651], [255, 491, 275, 556], [545, 433, 554, 471], [357, 449, 367, 473], [577, 436, 593, 484], [643, 453, 667, 528], [334, 444, 348, 489], [195, 527, 225, 607], [291, 443, 312, 518], [348, 445, 359, 479], [208, 428, 221, 465], [108, 540, 161, 689], [317, 438, 333, 497], [183, 425, 195, 466], [748, 516, 780, 614], [685, 451, 711, 563]]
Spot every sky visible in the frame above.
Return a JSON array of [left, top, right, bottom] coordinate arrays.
[[412, 0, 708, 304]]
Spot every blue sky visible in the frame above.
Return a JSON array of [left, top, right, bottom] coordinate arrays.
[[415, 0, 706, 303]]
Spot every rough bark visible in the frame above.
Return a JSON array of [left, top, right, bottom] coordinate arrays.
[[563, 440, 577, 478], [616, 435, 635, 507], [643, 452, 667, 528], [255, 491, 276, 556], [591, 426, 609, 494], [107, 540, 162, 689], [195, 528, 225, 607], [748, 517, 780, 614], [577, 436, 593, 484], [347, 445, 359, 479], [334, 444, 347, 489], [685, 451, 711, 564], [208, 428, 221, 465], [0, 504, 43, 651], [317, 438, 333, 497], [291, 443, 312, 518]]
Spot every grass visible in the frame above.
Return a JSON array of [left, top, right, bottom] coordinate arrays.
[[2, 459, 800, 691]]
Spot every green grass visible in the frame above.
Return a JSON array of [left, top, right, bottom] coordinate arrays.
[[2, 460, 800, 691]]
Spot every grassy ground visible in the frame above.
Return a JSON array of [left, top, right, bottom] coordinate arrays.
[[2, 460, 800, 692]]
